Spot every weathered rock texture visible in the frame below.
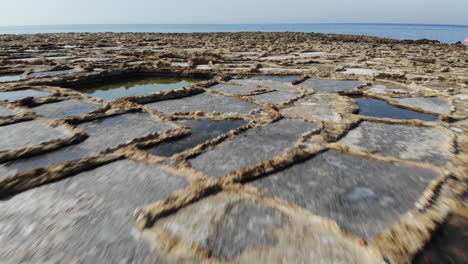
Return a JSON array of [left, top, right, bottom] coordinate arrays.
[[0, 32, 466, 264]]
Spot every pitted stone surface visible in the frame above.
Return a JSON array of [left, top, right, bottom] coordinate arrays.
[[32, 99, 101, 119], [298, 78, 365, 92], [0, 159, 186, 263], [250, 75, 300, 83], [154, 192, 382, 264], [280, 93, 349, 121], [0, 105, 17, 117], [0, 120, 72, 152], [249, 150, 439, 239], [339, 121, 452, 165], [29, 69, 80, 78], [395, 96, 451, 115], [367, 84, 406, 94], [249, 91, 298, 105], [209, 83, 259, 95], [230, 79, 300, 92], [189, 119, 317, 176], [0, 89, 51, 102], [146, 92, 258, 114], [205, 203, 283, 260], [3, 113, 175, 174]]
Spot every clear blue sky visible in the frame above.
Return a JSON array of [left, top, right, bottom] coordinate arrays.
[[1, 0, 467, 26]]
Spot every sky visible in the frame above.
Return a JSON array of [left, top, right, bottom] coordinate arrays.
[[1, 0, 467, 26]]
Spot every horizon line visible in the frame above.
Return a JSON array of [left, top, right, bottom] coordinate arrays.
[[1, 22, 468, 28]]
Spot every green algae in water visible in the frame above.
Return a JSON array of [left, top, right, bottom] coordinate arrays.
[[147, 119, 246, 157], [80, 76, 207, 101]]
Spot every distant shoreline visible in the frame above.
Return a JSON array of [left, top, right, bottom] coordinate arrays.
[[1, 23, 467, 43]]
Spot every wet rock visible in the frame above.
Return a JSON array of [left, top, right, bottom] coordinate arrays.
[[146, 119, 246, 157], [340, 121, 452, 165], [249, 91, 298, 105], [230, 79, 300, 92], [395, 97, 451, 115], [205, 203, 283, 260], [0, 89, 51, 102], [189, 119, 317, 176], [0, 105, 17, 117], [152, 192, 382, 263], [280, 93, 350, 121], [298, 78, 365, 92], [209, 83, 259, 95], [0, 159, 186, 263], [249, 149, 439, 239], [146, 92, 259, 114], [31, 99, 101, 119], [0, 120, 72, 152], [249, 75, 300, 83], [3, 113, 175, 175]]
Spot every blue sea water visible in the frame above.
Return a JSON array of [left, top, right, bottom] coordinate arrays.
[[0, 23, 467, 44]]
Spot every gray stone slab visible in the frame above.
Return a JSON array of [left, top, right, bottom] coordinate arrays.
[[209, 83, 259, 95], [0, 120, 72, 152], [3, 113, 175, 176], [0, 159, 186, 263], [249, 149, 439, 239], [230, 79, 300, 92], [146, 92, 258, 114], [29, 69, 80, 78], [205, 203, 283, 261], [298, 78, 365, 92], [32, 99, 101, 119], [395, 97, 451, 114], [340, 121, 452, 165], [0, 105, 17, 117], [250, 75, 300, 83], [280, 94, 345, 121], [0, 89, 51, 102], [0, 75, 21, 83], [156, 192, 381, 264], [189, 119, 317, 176], [249, 91, 299, 105]]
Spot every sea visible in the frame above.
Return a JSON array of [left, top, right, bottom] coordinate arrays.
[[0, 23, 467, 44]]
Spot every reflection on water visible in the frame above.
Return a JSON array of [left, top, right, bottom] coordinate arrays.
[[147, 119, 246, 157], [78, 76, 208, 101], [355, 98, 438, 121]]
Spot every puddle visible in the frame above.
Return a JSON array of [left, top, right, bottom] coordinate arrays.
[[146, 119, 246, 157], [354, 98, 438, 121], [249, 75, 300, 83], [0, 75, 21, 83], [0, 89, 51, 102], [77, 75, 208, 101]]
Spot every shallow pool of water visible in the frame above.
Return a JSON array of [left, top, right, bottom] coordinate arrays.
[[78, 76, 208, 101], [146, 119, 246, 157], [355, 98, 438, 121]]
